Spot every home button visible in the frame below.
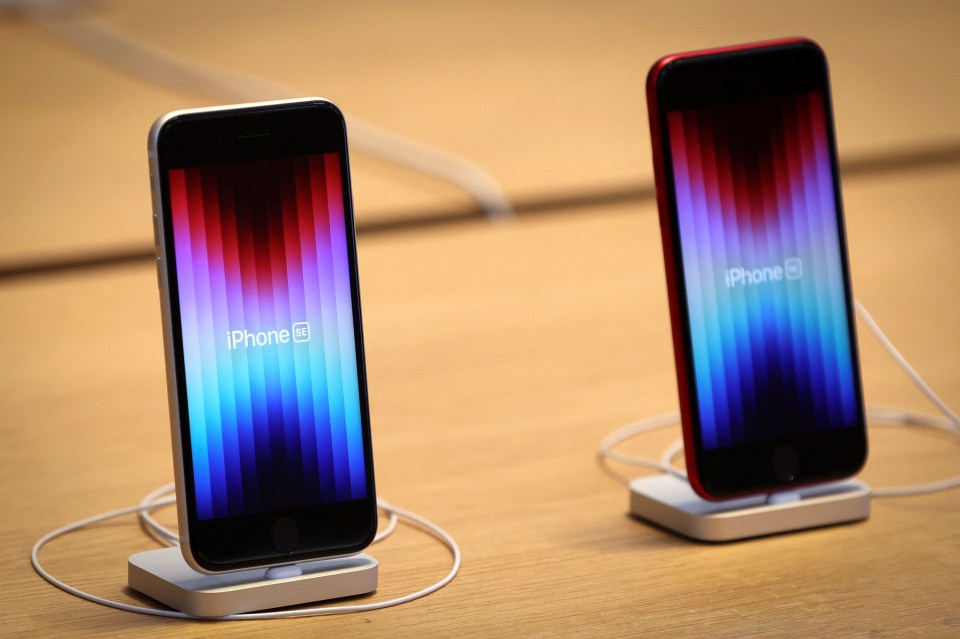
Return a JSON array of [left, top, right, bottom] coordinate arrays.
[[271, 516, 300, 554], [772, 445, 799, 482]]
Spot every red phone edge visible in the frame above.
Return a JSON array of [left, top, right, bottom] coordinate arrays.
[[644, 37, 813, 501]]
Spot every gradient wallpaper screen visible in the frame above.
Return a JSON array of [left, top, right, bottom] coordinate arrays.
[[168, 153, 368, 520], [668, 90, 859, 450]]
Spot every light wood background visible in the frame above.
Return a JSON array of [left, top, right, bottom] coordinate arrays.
[[1, 1, 958, 636]]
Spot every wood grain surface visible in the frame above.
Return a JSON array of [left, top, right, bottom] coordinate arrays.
[[1, 1, 959, 261]]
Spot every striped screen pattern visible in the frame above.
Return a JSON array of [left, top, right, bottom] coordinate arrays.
[[169, 153, 367, 520], [668, 91, 859, 450]]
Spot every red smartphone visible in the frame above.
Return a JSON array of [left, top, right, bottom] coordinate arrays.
[[646, 39, 868, 500]]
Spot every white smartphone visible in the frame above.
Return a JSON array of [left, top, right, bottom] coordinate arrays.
[[149, 98, 377, 572]]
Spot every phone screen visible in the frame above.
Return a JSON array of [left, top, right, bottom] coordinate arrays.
[[168, 153, 368, 520], [666, 90, 860, 450]]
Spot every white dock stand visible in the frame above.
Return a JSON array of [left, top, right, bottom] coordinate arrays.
[[128, 546, 378, 617], [629, 474, 870, 542]]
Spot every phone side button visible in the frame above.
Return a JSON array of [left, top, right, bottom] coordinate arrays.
[[156, 255, 163, 289]]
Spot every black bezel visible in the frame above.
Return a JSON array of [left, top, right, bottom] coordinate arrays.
[[155, 100, 378, 570], [654, 42, 868, 498]]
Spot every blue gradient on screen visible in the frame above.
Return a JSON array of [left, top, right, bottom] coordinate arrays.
[[170, 154, 367, 520], [668, 91, 859, 450]]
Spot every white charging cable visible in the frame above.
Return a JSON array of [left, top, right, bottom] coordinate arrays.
[[598, 299, 960, 498], [854, 300, 960, 426], [32, 494, 461, 620]]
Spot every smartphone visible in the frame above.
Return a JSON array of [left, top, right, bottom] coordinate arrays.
[[149, 98, 377, 572], [646, 39, 868, 500]]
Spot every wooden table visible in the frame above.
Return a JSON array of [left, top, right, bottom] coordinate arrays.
[[2, 2, 958, 636]]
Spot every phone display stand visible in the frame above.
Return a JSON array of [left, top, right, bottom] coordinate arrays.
[[128, 546, 378, 617], [629, 474, 870, 542]]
